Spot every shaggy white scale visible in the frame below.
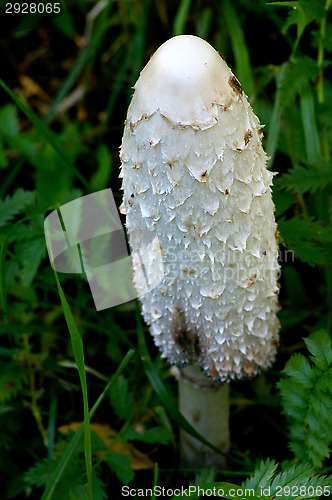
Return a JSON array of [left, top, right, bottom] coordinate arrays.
[[120, 35, 280, 383]]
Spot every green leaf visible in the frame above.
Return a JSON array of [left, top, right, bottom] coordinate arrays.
[[273, 184, 294, 217], [16, 236, 46, 287], [282, 354, 316, 388], [45, 238, 93, 490], [279, 57, 320, 109], [25, 454, 86, 497], [173, 0, 192, 36], [278, 216, 332, 266], [242, 460, 332, 500], [300, 85, 322, 164], [68, 472, 109, 500], [278, 329, 332, 467], [69, 484, 92, 500], [108, 374, 134, 421], [0, 103, 19, 137], [91, 145, 112, 192], [243, 459, 279, 490], [283, 3, 307, 44], [0, 188, 34, 228], [280, 163, 332, 194], [105, 452, 135, 485], [266, 64, 287, 163], [270, 0, 324, 50], [223, 0, 255, 97], [121, 426, 172, 445], [304, 330, 332, 370], [299, 0, 326, 25]]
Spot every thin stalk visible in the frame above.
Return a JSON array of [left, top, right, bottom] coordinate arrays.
[[176, 365, 230, 467]]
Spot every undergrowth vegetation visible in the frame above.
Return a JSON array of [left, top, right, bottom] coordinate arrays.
[[0, 0, 331, 498]]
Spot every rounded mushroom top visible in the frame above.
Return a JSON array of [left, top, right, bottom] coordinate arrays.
[[127, 35, 235, 129]]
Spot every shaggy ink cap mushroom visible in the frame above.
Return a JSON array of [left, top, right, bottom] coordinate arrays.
[[120, 35, 280, 383]]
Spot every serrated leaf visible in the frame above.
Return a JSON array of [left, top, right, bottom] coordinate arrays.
[[278, 329, 332, 467], [299, 0, 326, 24], [105, 452, 135, 485], [25, 454, 86, 498], [304, 330, 332, 370], [279, 385, 308, 412], [0, 188, 34, 228], [270, 463, 316, 496], [69, 484, 92, 500], [318, 372, 332, 396], [307, 433, 331, 465], [108, 374, 134, 421], [310, 391, 332, 421], [282, 353, 315, 387], [243, 459, 278, 490], [278, 216, 332, 266], [243, 460, 332, 500], [279, 163, 332, 194], [69, 473, 107, 500], [278, 57, 320, 109], [283, 5, 307, 45]]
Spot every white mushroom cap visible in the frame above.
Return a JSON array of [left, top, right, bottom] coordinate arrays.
[[128, 35, 234, 128], [120, 36, 280, 382]]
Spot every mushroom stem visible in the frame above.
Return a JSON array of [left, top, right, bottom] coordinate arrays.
[[173, 365, 230, 468]]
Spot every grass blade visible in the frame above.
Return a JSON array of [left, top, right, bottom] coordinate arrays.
[[41, 349, 135, 500], [152, 463, 159, 500], [222, 0, 255, 97], [266, 64, 287, 164], [300, 85, 322, 165], [173, 0, 192, 36], [46, 229, 93, 493]]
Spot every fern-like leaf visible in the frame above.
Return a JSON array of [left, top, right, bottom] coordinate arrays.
[[243, 459, 278, 490], [278, 57, 320, 109], [279, 163, 332, 194], [0, 188, 34, 228], [243, 460, 332, 500], [278, 329, 332, 468]]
